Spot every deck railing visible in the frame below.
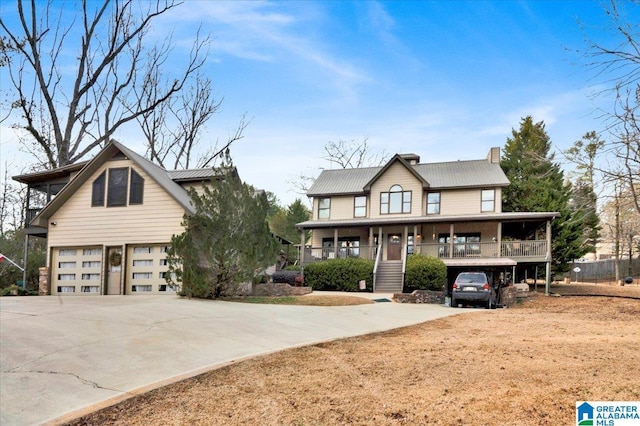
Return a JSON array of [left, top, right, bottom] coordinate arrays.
[[301, 240, 548, 264]]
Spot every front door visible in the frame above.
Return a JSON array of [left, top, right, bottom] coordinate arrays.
[[387, 234, 402, 260], [106, 247, 122, 295]]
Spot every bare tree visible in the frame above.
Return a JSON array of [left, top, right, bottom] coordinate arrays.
[[579, 0, 640, 212], [289, 137, 389, 195], [0, 0, 215, 169]]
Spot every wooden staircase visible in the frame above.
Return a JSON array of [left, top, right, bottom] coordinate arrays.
[[374, 260, 403, 293]]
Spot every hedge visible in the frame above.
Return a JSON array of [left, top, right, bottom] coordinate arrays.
[[303, 258, 374, 292], [404, 254, 447, 291]]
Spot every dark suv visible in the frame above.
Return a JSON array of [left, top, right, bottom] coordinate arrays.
[[451, 272, 496, 309]]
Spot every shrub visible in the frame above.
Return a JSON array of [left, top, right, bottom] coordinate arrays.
[[404, 255, 447, 291], [304, 258, 373, 292], [285, 265, 303, 272], [253, 274, 269, 284], [272, 270, 303, 285]]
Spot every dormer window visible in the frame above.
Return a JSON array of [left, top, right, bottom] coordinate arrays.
[[381, 184, 411, 214]]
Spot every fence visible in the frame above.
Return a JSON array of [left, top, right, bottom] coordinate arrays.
[[569, 258, 640, 283]]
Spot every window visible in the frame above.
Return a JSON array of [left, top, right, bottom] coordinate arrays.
[[57, 286, 75, 293], [318, 197, 330, 219], [58, 262, 76, 269], [58, 249, 77, 256], [407, 234, 414, 255], [133, 246, 153, 254], [481, 189, 495, 212], [354, 196, 367, 217], [381, 185, 411, 214], [132, 285, 152, 292], [160, 246, 170, 253], [159, 259, 168, 266], [83, 248, 102, 256], [427, 192, 440, 214], [92, 172, 106, 206], [82, 261, 101, 268], [57, 274, 76, 281], [439, 233, 481, 257], [81, 273, 100, 281], [133, 260, 153, 267], [107, 168, 128, 207], [322, 237, 360, 258], [132, 272, 152, 279], [81, 286, 99, 293], [129, 169, 144, 204]]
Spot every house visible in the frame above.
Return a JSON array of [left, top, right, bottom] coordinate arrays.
[[13, 140, 236, 296], [295, 148, 559, 293]]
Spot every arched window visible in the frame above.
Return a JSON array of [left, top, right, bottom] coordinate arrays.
[[380, 184, 411, 214]]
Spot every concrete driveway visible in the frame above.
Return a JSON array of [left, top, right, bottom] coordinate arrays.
[[1, 295, 464, 425]]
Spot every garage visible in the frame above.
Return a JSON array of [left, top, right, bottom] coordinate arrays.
[[126, 244, 174, 294], [51, 247, 103, 295]]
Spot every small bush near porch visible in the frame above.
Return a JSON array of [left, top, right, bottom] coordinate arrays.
[[304, 258, 374, 292], [404, 255, 447, 292]]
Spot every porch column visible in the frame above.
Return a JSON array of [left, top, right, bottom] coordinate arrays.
[[497, 222, 502, 258], [403, 225, 408, 254], [449, 224, 455, 258], [545, 219, 552, 295], [413, 225, 419, 254], [378, 226, 383, 259], [369, 227, 374, 259], [22, 234, 29, 288], [300, 228, 306, 264], [333, 228, 338, 258]]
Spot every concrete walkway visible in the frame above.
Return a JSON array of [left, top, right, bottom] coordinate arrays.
[[1, 295, 466, 426]]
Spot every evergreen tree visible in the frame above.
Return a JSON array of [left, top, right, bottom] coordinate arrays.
[[501, 116, 586, 271], [166, 160, 279, 298]]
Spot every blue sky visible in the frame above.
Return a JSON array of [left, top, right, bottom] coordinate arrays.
[[0, 1, 629, 206]]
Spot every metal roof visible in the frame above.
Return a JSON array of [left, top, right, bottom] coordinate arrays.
[[307, 157, 510, 197], [168, 168, 219, 181]]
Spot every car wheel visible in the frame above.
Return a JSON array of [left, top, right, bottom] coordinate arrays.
[[451, 297, 458, 308], [486, 298, 492, 309]]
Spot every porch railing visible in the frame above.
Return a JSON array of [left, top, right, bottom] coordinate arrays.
[[303, 245, 376, 263], [415, 240, 548, 259], [302, 240, 548, 264]]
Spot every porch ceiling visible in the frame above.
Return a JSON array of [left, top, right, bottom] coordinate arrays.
[[442, 257, 517, 267], [295, 212, 559, 229]]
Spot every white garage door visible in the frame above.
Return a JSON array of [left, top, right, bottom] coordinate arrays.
[[126, 244, 174, 294], [51, 247, 102, 295]]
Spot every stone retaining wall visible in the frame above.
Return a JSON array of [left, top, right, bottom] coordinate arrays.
[[253, 283, 312, 297], [393, 290, 445, 304]]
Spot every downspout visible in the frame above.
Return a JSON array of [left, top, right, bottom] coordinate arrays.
[[545, 219, 552, 295]]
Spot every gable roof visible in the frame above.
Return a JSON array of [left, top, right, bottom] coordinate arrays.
[[307, 155, 510, 197], [362, 154, 429, 191], [30, 140, 202, 226]]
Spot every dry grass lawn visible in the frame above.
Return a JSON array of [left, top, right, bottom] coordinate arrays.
[[69, 284, 640, 426]]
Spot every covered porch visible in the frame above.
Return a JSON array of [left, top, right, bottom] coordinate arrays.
[[296, 212, 558, 293]]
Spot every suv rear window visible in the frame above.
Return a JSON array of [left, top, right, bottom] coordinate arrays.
[[456, 273, 487, 284]]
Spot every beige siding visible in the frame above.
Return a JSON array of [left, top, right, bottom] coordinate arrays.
[[328, 195, 361, 220], [441, 189, 480, 215], [48, 159, 187, 250], [370, 162, 423, 218]]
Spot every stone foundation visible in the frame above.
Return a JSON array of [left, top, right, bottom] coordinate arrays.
[[253, 283, 312, 297], [39, 267, 49, 295], [393, 290, 445, 304]]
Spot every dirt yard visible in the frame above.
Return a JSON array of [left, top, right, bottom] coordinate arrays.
[[70, 284, 640, 426]]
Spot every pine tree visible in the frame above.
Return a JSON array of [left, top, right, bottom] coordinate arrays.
[[166, 161, 279, 298], [501, 116, 587, 271]]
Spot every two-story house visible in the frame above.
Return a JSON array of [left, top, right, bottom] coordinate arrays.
[[13, 140, 235, 296], [295, 148, 559, 293]]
